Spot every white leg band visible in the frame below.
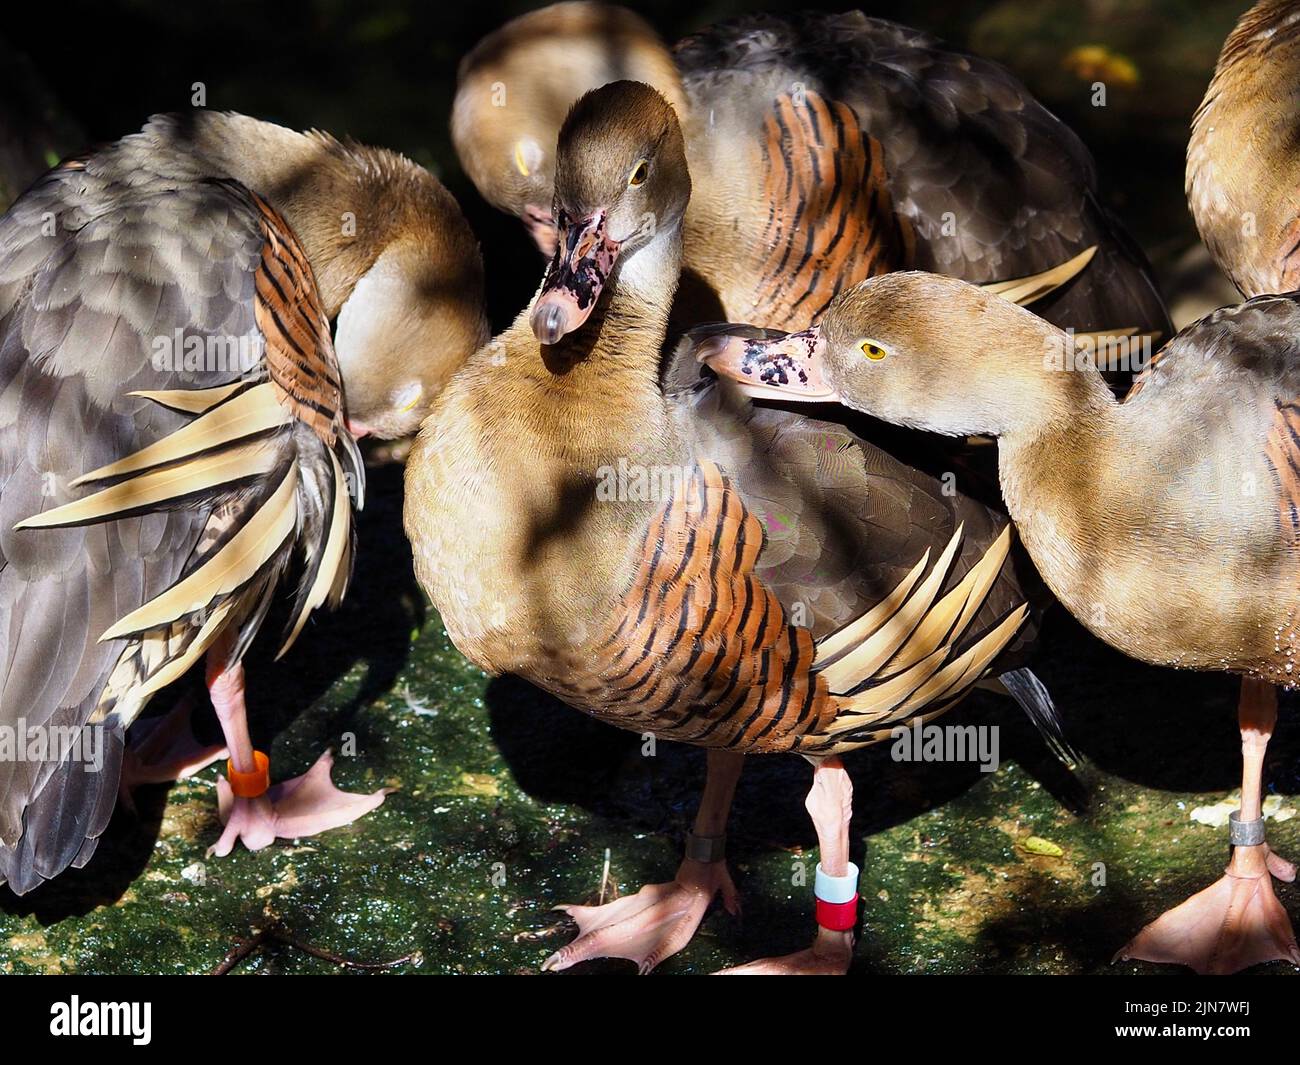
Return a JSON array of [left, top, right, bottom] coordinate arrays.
[[814, 862, 860, 903]]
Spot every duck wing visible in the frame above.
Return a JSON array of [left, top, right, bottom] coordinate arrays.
[[1130, 291, 1300, 555], [0, 147, 360, 893], [681, 380, 1039, 647], [541, 380, 1042, 756], [675, 11, 1171, 342]]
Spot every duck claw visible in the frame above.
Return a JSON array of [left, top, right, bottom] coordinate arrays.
[[120, 698, 227, 800], [715, 929, 853, 975], [1117, 846, 1300, 974]]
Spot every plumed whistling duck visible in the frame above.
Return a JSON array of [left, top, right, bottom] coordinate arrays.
[[1187, 0, 1300, 300], [406, 81, 1080, 975], [699, 276, 1300, 971], [453, 2, 686, 256], [453, 3, 1171, 350], [0, 111, 488, 894]]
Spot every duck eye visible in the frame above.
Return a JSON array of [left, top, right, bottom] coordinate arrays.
[[860, 340, 889, 361], [513, 137, 543, 178], [628, 159, 649, 187], [395, 382, 424, 413]]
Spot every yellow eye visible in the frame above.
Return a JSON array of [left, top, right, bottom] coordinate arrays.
[[396, 383, 424, 413], [513, 138, 542, 178], [628, 159, 648, 187], [860, 340, 888, 361]]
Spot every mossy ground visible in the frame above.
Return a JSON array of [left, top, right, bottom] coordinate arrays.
[[2, 465, 1296, 975]]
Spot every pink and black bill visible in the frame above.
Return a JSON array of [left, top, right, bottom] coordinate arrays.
[[530, 208, 622, 344], [691, 323, 838, 402]]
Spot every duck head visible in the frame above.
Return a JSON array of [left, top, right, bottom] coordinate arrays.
[[699, 272, 1079, 438], [452, 2, 686, 256], [325, 179, 489, 439], [529, 80, 690, 345], [189, 114, 490, 439]]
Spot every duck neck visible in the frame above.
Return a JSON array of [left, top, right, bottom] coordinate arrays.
[[1188, 0, 1300, 294], [522, 225, 684, 452], [183, 113, 376, 315], [994, 362, 1130, 607]]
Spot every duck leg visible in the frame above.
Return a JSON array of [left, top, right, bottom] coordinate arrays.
[[542, 749, 743, 974], [1118, 679, 1299, 973], [204, 636, 391, 858], [717, 755, 855, 975], [119, 694, 228, 802]]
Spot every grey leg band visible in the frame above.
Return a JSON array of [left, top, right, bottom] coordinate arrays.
[[685, 832, 726, 863], [1228, 811, 1266, 847]]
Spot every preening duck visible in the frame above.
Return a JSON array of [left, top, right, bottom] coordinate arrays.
[[0, 111, 487, 893], [454, 3, 1170, 350], [1187, 0, 1300, 299], [407, 81, 1076, 975]]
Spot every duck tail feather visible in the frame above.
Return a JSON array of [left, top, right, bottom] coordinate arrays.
[[995, 666, 1080, 768]]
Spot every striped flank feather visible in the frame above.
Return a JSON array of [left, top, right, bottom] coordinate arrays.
[[547, 461, 1027, 756], [752, 90, 912, 326], [248, 189, 344, 445], [1265, 397, 1300, 549]]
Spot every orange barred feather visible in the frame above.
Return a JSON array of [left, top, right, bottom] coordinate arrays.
[[752, 90, 914, 327], [1265, 398, 1300, 549], [249, 191, 343, 445], [546, 462, 838, 753]]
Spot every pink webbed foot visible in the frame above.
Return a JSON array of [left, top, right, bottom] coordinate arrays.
[[119, 698, 227, 806], [715, 927, 852, 975], [542, 857, 739, 974], [207, 749, 392, 858], [1117, 844, 1300, 974]]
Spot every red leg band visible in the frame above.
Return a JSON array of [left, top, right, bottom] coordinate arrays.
[[816, 894, 859, 931]]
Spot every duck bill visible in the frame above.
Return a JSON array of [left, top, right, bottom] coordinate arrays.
[[530, 209, 622, 344], [521, 204, 558, 257], [696, 326, 838, 402]]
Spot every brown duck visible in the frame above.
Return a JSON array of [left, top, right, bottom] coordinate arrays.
[[701, 272, 1300, 973], [407, 82, 1077, 974], [1187, 0, 1300, 300], [702, 0, 1300, 975], [0, 111, 487, 893], [454, 2, 1170, 352]]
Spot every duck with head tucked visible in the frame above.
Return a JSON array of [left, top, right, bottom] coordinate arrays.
[[454, 2, 1170, 356], [407, 81, 1080, 975], [1187, 0, 1300, 301], [0, 111, 488, 893]]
